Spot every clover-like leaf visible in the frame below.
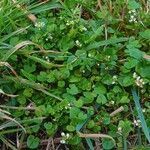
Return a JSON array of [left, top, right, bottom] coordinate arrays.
[[27, 135, 39, 149]]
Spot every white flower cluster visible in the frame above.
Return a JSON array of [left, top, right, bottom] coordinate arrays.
[[133, 119, 141, 127], [66, 20, 74, 26], [112, 75, 117, 84], [75, 40, 82, 47], [118, 127, 122, 132], [105, 55, 111, 61], [79, 26, 87, 32], [65, 103, 71, 109], [110, 100, 115, 105], [35, 21, 45, 28], [46, 33, 53, 41], [60, 132, 70, 144], [43, 56, 50, 62], [133, 72, 145, 88], [128, 9, 138, 23]]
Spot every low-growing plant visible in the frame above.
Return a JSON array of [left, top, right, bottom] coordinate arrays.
[[0, 0, 150, 149]]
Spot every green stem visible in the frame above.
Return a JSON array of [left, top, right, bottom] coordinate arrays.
[[123, 136, 127, 150]]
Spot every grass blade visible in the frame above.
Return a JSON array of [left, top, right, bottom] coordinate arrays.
[[27, 55, 63, 68], [2, 41, 42, 61], [86, 37, 128, 50], [29, 1, 62, 14], [85, 138, 94, 150], [0, 136, 17, 150], [132, 88, 150, 143], [5, 76, 63, 101], [0, 27, 29, 43]]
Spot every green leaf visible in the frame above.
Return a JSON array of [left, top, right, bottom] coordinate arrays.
[[74, 99, 83, 108], [125, 48, 144, 60], [58, 80, 65, 87], [124, 58, 138, 69], [69, 135, 81, 145], [139, 29, 150, 39], [66, 125, 75, 132], [44, 122, 53, 130], [96, 94, 107, 104], [120, 76, 134, 87], [27, 135, 39, 149], [103, 116, 110, 125], [83, 92, 96, 104], [120, 96, 130, 104], [93, 84, 107, 95], [138, 66, 150, 78], [23, 88, 33, 98], [37, 71, 47, 82], [21, 69, 36, 81], [87, 120, 95, 129], [102, 138, 115, 150], [67, 84, 79, 95], [118, 120, 132, 137], [128, 0, 140, 9], [70, 107, 80, 119]]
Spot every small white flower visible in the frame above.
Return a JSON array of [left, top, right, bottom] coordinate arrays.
[[132, 9, 136, 13], [137, 76, 141, 81], [66, 22, 70, 26], [106, 55, 111, 61], [80, 26, 87, 32], [66, 20, 74, 26], [70, 21, 74, 25], [65, 106, 68, 109], [113, 75, 117, 80], [135, 75, 145, 88], [134, 120, 140, 127], [97, 63, 100, 66], [142, 109, 146, 113], [112, 81, 115, 84], [105, 67, 109, 70], [35, 21, 45, 28], [133, 72, 137, 78], [66, 133, 70, 138], [61, 132, 65, 137], [118, 127, 122, 132], [82, 70, 85, 73], [48, 34, 53, 40], [46, 38, 48, 41], [88, 53, 92, 57], [134, 120, 137, 124], [137, 120, 141, 123], [75, 40, 82, 47], [92, 85, 95, 88], [60, 139, 66, 144], [110, 101, 115, 105], [82, 27, 87, 31], [128, 10, 132, 14]]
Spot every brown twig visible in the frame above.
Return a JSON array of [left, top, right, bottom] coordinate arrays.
[[143, 54, 150, 60], [110, 106, 124, 117], [78, 132, 115, 142], [97, 0, 102, 11]]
